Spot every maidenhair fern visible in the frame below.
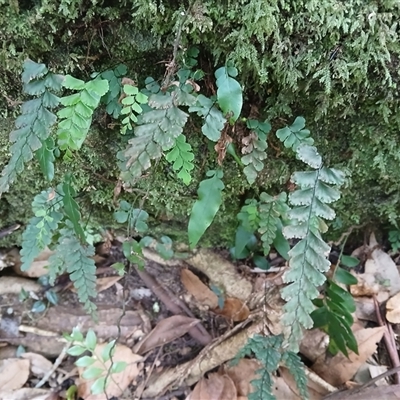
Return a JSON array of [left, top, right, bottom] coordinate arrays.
[[281, 144, 345, 350], [241, 119, 270, 184], [120, 83, 148, 134], [100, 64, 127, 118], [189, 94, 226, 141], [0, 60, 62, 193], [20, 188, 64, 272], [165, 134, 195, 185], [57, 75, 109, 158], [48, 220, 97, 314]]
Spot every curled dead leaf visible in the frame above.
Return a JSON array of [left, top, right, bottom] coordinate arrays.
[[133, 315, 200, 354], [214, 298, 250, 322], [181, 269, 218, 309], [386, 292, 400, 323]]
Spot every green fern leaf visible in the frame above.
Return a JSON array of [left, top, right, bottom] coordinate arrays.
[[100, 64, 127, 118], [188, 169, 224, 248], [62, 174, 86, 242], [57, 75, 109, 155], [0, 61, 61, 194], [114, 200, 149, 233], [20, 188, 63, 271], [49, 221, 97, 314], [258, 192, 289, 255], [237, 199, 260, 232], [282, 352, 309, 400], [120, 84, 148, 134], [242, 119, 271, 184], [165, 134, 195, 185], [215, 66, 243, 123], [281, 145, 345, 350], [35, 137, 55, 181], [117, 133, 162, 183], [189, 94, 226, 141], [276, 117, 314, 151]]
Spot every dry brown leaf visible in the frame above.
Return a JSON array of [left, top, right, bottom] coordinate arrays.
[[95, 276, 122, 293], [181, 269, 218, 308], [386, 292, 400, 323], [21, 352, 52, 377], [133, 315, 200, 354], [0, 276, 41, 295], [224, 358, 260, 396], [214, 298, 250, 322], [189, 373, 237, 400], [279, 367, 329, 400], [0, 358, 30, 391], [312, 326, 386, 386], [351, 233, 400, 301], [77, 343, 142, 400], [300, 329, 329, 363], [0, 388, 52, 400]]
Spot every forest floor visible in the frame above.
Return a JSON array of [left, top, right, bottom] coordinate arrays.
[[1, 232, 400, 400]]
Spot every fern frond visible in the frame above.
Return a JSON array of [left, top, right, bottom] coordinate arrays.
[[61, 174, 86, 242], [237, 199, 260, 232], [241, 119, 271, 184], [276, 117, 314, 151], [114, 200, 149, 234], [118, 84, 191, 183], [258, 192, 289, 255], [282, 352, 309, 399], [20, 188, 63, 271], [0, 60, 62, 194], [120, 83, 148, 134], [57, 75, 109, 157], [165, 134, 195, 185], [117, 133, 162, 183], [281, 144, 345, 350], [100, 64, 127, 118], [189, 94, 226, 141], [49, 221, 97, 314]]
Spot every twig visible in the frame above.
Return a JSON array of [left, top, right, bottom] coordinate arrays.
[[35, 340, 72, 388], [373, 295, 400, 384]]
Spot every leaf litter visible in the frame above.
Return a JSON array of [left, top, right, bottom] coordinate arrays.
[[0, 232, 400, 399]]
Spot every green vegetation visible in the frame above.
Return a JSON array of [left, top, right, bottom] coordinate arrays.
[[1, 1, 398, 397]]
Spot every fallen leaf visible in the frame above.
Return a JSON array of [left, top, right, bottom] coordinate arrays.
[[0, 358, 30, 391], [0, 388, 52, 400], [224, 358, 260, 396], [189, 373, 237, 400], [133, 315, 200, 354], [0, 276, 41, 295], [312, 326, 386, 386], [95, 276, 122, 293], [21, 352, 53, 377], [214, 298, 250, 322], [386, 292, 400, 323], [181, 269, 218, 309], [77, 343, 142, 400], [352, 233, 400, 301], [279, 366, 329, 400]]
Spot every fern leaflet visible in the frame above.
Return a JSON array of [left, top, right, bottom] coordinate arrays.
[[258, 192, 289, 255], [276, 117, 314, 150], [189, 94, 226, 141], [48, 221, 97, 314], [120, 83, 148, 134], [165, 134, 195, 185], [57, 75, 109, 157], [282, 352, 309, 399], [114, 200, 149, 234], [100, 64, 127, 118], [20, 188, 63, 271], [241, 119, 271, 184], [0, 60, 62, 194]]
